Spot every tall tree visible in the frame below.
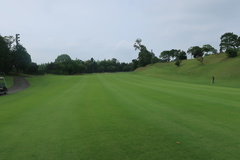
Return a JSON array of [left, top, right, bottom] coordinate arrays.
[[226, 48, 238, 57], [160, 50, 172, 62], [55, 54, 73, 74], [0, 35, 12, 74], [170, 49, 187, 60], [177, 50, 187, 60], [202, 44, 217, 55], [187, 46, 203, 58], [27, 62, 39, 74], [4, 36, 15, 49], [73, 59, 86, 73], [132, 59, 139, 70], [220, 32, 239, 52], [134, 38, 153, 67], [11, 44, 31, 73]]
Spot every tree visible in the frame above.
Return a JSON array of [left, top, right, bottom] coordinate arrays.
[[38, 63, 47, 74], [138, 49, 152, 67], [160, 49, 187, 62], [178, 50, 187, 60], [202, 44, 217, 55], [160, 50, 172, 62], [170, 49, 187, 60], [134, 38, 153, 67], [226, 48, 238, 57], [27, 62, 39, 74], [73, 59, 86, 73], [220, 32, 239, 52], [132, 59, 138, 70], [4, 36, 15, 49], [151, 56, 160, 63], [84, 58, 97, 73], [55, 54, 73, 74], [169, 49, 178, 60], [133, 38, 142, 51], [45, 62, 58, 74], [187, 46, 203, 58], [0, 35, 12, 74], [11, 44, 32, 74], [175, 60, 181, 67], [237, 37, 240, 48], [55, 54, 72, 64]]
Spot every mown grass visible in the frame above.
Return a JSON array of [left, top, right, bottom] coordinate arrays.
[[0, 73, 240, 160], [135, 53, 240, 88]]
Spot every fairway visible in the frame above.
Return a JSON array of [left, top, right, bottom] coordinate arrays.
[[0, 73, 240, 160]]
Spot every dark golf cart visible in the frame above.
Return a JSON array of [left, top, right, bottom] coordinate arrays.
[[0, 77, 8, 94]]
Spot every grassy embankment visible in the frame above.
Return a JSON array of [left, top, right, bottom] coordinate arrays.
[[0, 53, 240, 160], [135, 53, 240, 88]]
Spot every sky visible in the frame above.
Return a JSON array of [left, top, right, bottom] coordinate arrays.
[[1, 0, 240, 64]]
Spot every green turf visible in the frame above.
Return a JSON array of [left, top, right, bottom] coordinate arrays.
[[135, 53, 240, 88], [0, 73, 240, 160]]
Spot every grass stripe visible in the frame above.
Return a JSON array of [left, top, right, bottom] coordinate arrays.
[[0, 73, 240, 159]]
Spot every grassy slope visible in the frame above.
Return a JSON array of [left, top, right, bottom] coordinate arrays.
[[0, 73, 240, 160], [134, 53, 240, 88]]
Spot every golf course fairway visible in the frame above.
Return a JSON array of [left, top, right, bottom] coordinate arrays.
[[0, 73, 240, 160]]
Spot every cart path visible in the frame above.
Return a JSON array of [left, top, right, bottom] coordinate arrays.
[[8, 77, 30, 94]]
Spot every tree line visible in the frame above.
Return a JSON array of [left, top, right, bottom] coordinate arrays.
[[0, 35, 37, 74], [38, 55, 133, 75], [132, 32, 240, 68], [1, 32, 239, 75]]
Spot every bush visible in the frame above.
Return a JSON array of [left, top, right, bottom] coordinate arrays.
[[175, 60, 181, 67], [226, 48, 238, 57]]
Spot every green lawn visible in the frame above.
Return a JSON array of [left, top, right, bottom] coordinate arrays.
[[135, 53, 240, 88], [0, 73, 240, 160]]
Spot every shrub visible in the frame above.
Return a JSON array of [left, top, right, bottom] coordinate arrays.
[[175, 60, 181, 67], [226, 48, 238, 57]]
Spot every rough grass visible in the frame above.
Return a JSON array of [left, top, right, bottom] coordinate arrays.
[[0, 73, 240, 160]]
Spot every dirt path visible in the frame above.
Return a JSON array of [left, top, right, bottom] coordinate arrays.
[[7, 77, 30, 94]]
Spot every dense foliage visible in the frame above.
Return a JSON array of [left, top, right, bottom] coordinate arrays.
[[220, 32, 240, 52], [0, 35, 33, 74], [187, 46, 204, 58], [160, 49, 187, 62], [0, 35, 11, 74], [225, 48, 238, 57], [39, 55, 133, 75], [220, 32, 240, 57], [133, 38, 159, 68]]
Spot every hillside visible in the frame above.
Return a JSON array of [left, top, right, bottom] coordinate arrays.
[[134, 53, 240, 88]]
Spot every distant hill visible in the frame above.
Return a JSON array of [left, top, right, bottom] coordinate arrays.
[[134, 53, 240, 88]]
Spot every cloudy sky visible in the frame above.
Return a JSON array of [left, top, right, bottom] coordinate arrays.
[[1, 0, 240, 64]]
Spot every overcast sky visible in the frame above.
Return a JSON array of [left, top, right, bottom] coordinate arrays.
[[1, 0, 240, 64]]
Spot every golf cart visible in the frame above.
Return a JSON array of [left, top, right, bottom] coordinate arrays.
[[0, 77, 8, 94]]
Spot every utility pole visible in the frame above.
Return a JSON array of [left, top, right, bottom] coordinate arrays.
[[16, 34, 20, 45]]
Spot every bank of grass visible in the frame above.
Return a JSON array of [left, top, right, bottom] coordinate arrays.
[[135, 53, 240, 88], [0, 72, 240, 160]]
